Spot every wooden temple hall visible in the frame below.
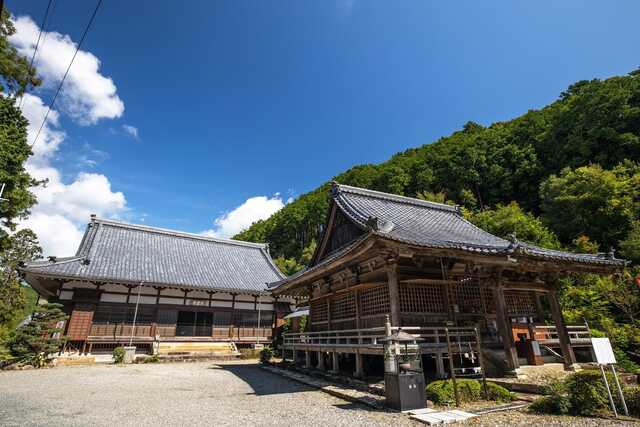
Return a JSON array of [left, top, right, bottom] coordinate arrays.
[[272, 183, 625, 378], [20, 216, 294, 356]]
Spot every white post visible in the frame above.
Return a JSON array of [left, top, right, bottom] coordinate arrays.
[[600, 364, 618, 417], [129, 281, 143, 347], [610, 365, 629, 416]]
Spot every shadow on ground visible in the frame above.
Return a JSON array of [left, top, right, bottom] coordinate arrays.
[[214, 363, 317, 396]]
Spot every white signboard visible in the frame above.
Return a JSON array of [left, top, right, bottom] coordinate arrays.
[[592, 338, 617, 365]]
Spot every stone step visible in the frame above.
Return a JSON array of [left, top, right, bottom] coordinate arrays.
[[410, 409, 478, 425]]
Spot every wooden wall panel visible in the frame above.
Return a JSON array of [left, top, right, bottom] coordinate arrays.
[[66, 303, 95, 340]]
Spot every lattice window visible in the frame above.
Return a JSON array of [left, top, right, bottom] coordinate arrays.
[[310, 299, 328, 323], [399, 284, 445, 313], [482, 285, 495, 314], [505, 291, 537, 316], [331, 292, 356, 320], [359, 285, 389, 316], [451, 281, 484, 314]]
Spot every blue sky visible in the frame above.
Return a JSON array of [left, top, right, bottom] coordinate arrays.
[[6, 0, 640, 255]]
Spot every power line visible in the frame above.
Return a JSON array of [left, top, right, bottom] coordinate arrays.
[[30, 0, 103, 149], [17, 0, 53, 108]]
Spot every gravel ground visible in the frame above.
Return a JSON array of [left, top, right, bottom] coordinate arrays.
[[1, 361, 637, 426], [0, 361, 417, 427], [464, 410, 639, 426]]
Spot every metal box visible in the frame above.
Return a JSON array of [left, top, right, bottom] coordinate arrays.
[[384, 372, 426, 411]]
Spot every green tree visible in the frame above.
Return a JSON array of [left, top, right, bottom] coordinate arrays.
[[0, 7, 41, 95], [5, 303, 67, 366], [540, 164, 638, 249], [467, 201, 561, 249], [620, 221, 640, 264], [0, 229, 42, 326]]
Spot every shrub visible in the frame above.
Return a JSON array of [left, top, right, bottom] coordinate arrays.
[[484, 382, 515, 402], [426, 379, 481, 405], [113, 346, 126, 364], [564, 370, 613, 416], [625, 386, 640, 417], [260, 347, 273, 364], [529, 394, 571, 415]]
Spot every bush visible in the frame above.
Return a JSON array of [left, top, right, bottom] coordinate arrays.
[[260, 347, 273, 364], [625, 386, 640, 417], [485, 382, 515, 402], [426, 379, 481, 405], [565, 370, 613, 416], [113, 346, 125, 364], [529, 394, 571, 415]]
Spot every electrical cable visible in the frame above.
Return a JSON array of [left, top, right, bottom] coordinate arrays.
[[31, 0, 103, 149]]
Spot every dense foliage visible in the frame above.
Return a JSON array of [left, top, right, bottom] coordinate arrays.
[[0, 3, 45, 360], [425, 379, 513, 405], [236, 70, 640, 369], [530, 370, 638, 418], [3, 303, 66, 367]]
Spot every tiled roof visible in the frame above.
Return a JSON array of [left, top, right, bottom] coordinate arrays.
[[332, 183, 625, 267], [21, 217, 285, 293]]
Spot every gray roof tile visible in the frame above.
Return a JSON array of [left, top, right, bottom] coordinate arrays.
[[22, 218, 285, 293], [332, 184, 625, 267]]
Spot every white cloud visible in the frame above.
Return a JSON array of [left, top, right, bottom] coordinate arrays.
[[122, 124, 139, 139], [10, 19, 128, 256], [19, 213, 86, 257], [10, 16, 124, 125], [17, 97, 127, 255], [201, 195, 286, 239]]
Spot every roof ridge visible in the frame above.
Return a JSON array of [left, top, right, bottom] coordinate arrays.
[[90, 216, 268, 249], [332, 182, 460, 213]]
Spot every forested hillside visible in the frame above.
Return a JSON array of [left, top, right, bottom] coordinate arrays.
[[236, 70, 640, 371]]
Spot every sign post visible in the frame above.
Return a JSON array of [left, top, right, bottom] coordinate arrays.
[[591, 337, 628, 417]]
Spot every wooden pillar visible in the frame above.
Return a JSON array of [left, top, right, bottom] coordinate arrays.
[[317, 351, 325, 370], [493, 274, 519, 373], [533, 292, 545, 323], [354, 289, 361, 329], [435, 353, 446, 379], [386, 259, 401, 326], [305, 351, 312, 369], [331, 351, 339, 373], [354, 352, 364, 378], [548, 287, 577, 370]]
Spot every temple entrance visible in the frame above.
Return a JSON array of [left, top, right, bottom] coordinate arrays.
[[176, 311, 213, 336]]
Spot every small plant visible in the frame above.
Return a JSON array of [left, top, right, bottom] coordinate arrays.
[[260, 347, 273, 364], [113, 346, 126, 364], [624, 386, 640, 417], [426, 379, 481, 405], [140, 354, 160, 363], [484, 382, 515, 402], [529, 394, 571, 415]]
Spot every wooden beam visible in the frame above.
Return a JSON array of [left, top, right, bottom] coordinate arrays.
[[386, 258, 401, 326]]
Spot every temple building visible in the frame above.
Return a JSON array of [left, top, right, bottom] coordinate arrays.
[[20, 216, 293, 356], [272, 183, 625, 377]]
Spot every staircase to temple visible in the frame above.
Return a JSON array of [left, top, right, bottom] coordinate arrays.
[[158, 341, 240, 357]]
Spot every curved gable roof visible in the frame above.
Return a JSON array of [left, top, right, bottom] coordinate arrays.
[[22, 217, 285, 293], [332, 183, 624, 267]]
